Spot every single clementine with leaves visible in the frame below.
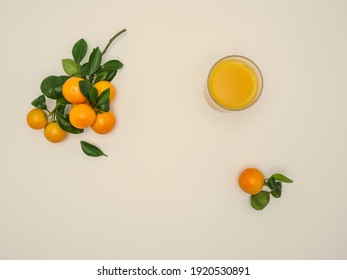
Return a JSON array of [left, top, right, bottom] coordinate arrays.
[[238, 167, 294, 210]]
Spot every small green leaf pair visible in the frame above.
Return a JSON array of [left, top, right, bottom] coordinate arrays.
[[62, 38, 98, 76], [251, 173, 293, 210], [31, 95, 47, 110], [92, 60, 122, 84]]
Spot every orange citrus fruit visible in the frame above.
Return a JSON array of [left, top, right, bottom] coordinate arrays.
[[44, 122, 67, 143], [62, 77, 87, 104], [69, 104, 96, 129], [91, 111, 116, 134], [26, 108, 47, 130], [94, 81, 116, 102], [238, 168, 264, 194]]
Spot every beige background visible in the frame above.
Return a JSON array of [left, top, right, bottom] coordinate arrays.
[[1, 0, 347, 259]]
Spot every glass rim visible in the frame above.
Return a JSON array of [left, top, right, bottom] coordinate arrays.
[[206, 55, 264, 111]]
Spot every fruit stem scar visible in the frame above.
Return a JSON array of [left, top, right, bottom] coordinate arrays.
[[101, 28, 127, 56]]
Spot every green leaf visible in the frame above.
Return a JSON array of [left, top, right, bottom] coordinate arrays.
[[251, 191, 270, 210], [62, 59, 78, 75], [56, 95, 70, 106], [96, 88, 110, 106], [94, 71, 108, 83], [56, 112, 83, 134], [31, 95, 47, 110], [271, 173, 294, 183], [271, 182, 282, 198], [97, 99, 110, 112], [80, 141, 107, 157], [89, 88, 98, 102], [267, 177, 277, 190], [56, 76, 69, 97], [79, 79, 93, 99], [77, 62, 90, 76], [89, 88, 98, 103], [95, 88, 110, 111], [59, 75, 70, 84], [103, 60, 123, 70], [56, 104, 67, 114], [72, 38, 87, 64], [105, 70, 117, 82], [40, 76, 63, 99], [79, 80, 98, 102], [88, 47, 102, 75]]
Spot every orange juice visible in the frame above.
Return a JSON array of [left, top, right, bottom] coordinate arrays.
[[206, 56, 263, 111]]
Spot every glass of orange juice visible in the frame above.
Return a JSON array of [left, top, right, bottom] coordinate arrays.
[[205, 55, 263, 111]]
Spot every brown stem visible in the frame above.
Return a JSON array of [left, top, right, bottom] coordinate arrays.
[[101, 28, 127, 56]]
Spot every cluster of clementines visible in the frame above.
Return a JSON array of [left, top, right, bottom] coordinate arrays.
[[26, 77, 117, 143], [26, 108, 66, 143], [26, 30, 126, 150]]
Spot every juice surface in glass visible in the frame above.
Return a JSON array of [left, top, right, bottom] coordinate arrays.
[[207, 56, 262, 111]]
